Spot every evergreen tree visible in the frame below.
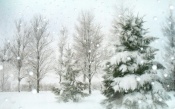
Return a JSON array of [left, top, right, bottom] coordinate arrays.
[[102, 12, 169, 109], [162, 11, 175, 91], [53, 46, 87, 102]]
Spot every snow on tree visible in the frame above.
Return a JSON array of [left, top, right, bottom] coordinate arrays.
[[28, 15, 53, 93], [55, 27, 68, 83], [53, 46, 87, 102], [11, 19, 31, 92], [162, 10, 175, 91], [74, 11, 103, 94], [102, 11, 169, 109], [0, 41, 12, 91]]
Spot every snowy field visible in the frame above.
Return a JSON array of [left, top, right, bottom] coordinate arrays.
[[0, 91, 175, 109], [0, 91, 105, 109]]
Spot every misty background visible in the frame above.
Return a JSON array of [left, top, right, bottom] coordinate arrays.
[[0, 0, 175, 89]]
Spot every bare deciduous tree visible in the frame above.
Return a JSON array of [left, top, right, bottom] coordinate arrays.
[[11, 19, 31, 92], [74, 12, 103, 94], [0, 41, 12, 91], [162, 10, 175, 90], [29, 15, 53, 93], [55, 27, 68, 83]]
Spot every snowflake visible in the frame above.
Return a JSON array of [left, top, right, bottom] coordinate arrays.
[[127, 57, 131, 61], [153, 16, 157, 21], [17, 57, 20, 60], [158, 98, 162, 102], [169, 5, 174, 10], [136, 77, 141, 81], [152, 65, 157, 70], [0, 65, 3, 70], [5, 98, 8, 102], [29, 71, 34, 76], [164, 73, 168, 78], [138, 100, 142, 104]]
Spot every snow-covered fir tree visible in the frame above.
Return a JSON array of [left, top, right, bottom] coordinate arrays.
[[53, 46, 87, 102], [162, 10, 175, 91], [102, 11, 170, 109]]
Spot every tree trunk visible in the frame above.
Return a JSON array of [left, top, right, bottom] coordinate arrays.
[[37, 79, 40, 93], [1, 62, 4, 92], [83, 74, 86, 82], [88, 63, 91, 94], [18, 66, 21, 92], [59, 74, 62, 83], [83, 62, 87, 82], [18, 78, 21, 92], [88, 77, 91, 94], [174, 71, 175, 91], [37, 53, 40, 93], [37, 63, 40, 93]]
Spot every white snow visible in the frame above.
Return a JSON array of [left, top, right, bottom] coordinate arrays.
[[0, 91, 105, 109], [0, 90, 175, 109], [112, 75, 138, 91]]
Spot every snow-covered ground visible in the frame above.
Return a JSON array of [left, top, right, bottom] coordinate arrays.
[[0, 90, 175, 109], [166, 91, 175, 109], [0, 91, 105, 109]]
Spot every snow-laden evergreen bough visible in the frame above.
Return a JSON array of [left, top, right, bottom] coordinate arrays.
[[102, 12, 170, 109], [52, 47, 88, 102]]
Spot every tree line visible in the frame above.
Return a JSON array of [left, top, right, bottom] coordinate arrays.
[[0, 8, 174, 104]]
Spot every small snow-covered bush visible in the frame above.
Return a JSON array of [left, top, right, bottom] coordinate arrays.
[[52, 81, 88, 102]]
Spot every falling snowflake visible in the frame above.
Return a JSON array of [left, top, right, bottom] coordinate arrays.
[[17, 56, 20, 60], [136, 77, 141, 81], [0, 65, 3, 70], [152, 65, 157, 70], [140, 60, 144, 64], [169, 21, 172, 25], [169, 5, 174, 10], [153, 16, 157, 21], [164, 73, 168, 77], [127, 57, 131, 61], [140, 47, 143, 51], [158, 98, 162, 102], [151, 82, 155, 85], [118, 14, 122, 18], [138, 100, 142, 104], [5, 98, 8, 102], [29, 71, 34, 76]]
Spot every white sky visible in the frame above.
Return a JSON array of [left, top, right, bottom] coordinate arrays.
[[0, 0, 175, 60]]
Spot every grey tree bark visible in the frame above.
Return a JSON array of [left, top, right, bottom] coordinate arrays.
[[11, 19, 30, 92], [29, 15, 53, 93]]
